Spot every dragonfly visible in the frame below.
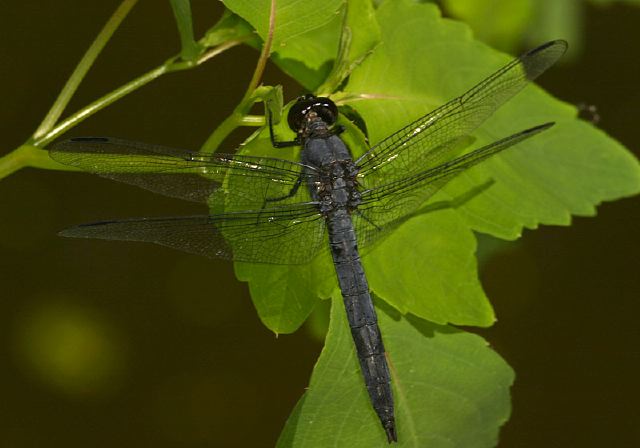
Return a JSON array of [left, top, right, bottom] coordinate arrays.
[[49, 40, 567, 443]]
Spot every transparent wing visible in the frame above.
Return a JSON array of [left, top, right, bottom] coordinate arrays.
[[354, 123, 553, 251], [60, 202, 327, 265], [50, 137, 316, 208], [355, 40, 567, 190]]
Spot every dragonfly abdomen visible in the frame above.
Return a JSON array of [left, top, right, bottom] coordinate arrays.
[[327, 209, 397, 443]]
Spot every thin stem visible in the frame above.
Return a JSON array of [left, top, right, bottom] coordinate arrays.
[[0, 145, 71, 180], [200, 112, 245, 153], [239, 115, 266, 125], [30, 39, 242, 148], [200, 112, 267, 151], [243, 0, 277, 100], [32, 65, 168, 147], [200, 0, 277, 152], [169, 0, 201, 61], [0, 147, 27, 180], [0, 38, 243, 181], [33, 0, 139, 140], [1, 9, 249, 180]]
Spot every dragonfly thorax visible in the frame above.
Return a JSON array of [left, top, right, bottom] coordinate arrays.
[[311, 160, 361, 215]]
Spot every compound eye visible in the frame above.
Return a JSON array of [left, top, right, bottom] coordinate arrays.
[[286, 95, 339, 131], [311, 97, 338, 126], [287, 96, 314, 131]]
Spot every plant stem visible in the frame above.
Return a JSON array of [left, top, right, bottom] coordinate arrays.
[[0, 145, 69, 180], [2, 3, 250, 179], [243, 0, 276, 101], [33, 0, 139, 141], [200, 0, 277, 152], [169, 0, 201, 61], [0, 38, 243, 180], [201, 112, 245, 153], [240, 115, 266, 125], [30, 39, 242, 148], [32, 64, 168, 147]]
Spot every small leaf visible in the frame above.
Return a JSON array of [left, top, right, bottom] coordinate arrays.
[[278, 296, 514, 446], [202, 10, 258, 48]]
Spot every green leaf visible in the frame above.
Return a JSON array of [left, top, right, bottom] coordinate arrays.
[[202, 10, 258, 48], [364, 209, 494, 327], [304, 296, 331, 342], [278, 296, 514, 446], [342, 0, 380, 64], [441, 0, 534, 52], [221, 0, 343, 51], [235, 0, 639, 329], [317, 0, 381, 93], [234, 252, 335, 334], [450, 117, 640, 237], [270, 16, 342, 91], [221, 0, 345, 90], [342, 0, 640, 240]]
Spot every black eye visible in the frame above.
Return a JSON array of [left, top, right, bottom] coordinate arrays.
[[313, 97, 338, 126], [287, 95, 338, 131]]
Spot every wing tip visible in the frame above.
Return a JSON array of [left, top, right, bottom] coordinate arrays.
[[522, 40, 568, 80], [536, 39, 568, 51], [526, 121, 556, 134], [58, 220, 115, 238], [526, 39, 569, 57], [58, 227, 82, 238]]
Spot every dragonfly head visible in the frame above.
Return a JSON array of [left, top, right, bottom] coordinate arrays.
[[287, 94, 338, 133]]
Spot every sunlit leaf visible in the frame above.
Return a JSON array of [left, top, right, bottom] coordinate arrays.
[[222, 0, 345, 90], [364, 210, 494, 327], [441, 0, 534, 52], [278, 296, 514, 446], [342, 0, 640, 240]]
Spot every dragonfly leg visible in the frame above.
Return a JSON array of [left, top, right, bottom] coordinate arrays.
[[265, 174, 304, 204], [268, 105, 301, 148], [251, 174, 305, 226]]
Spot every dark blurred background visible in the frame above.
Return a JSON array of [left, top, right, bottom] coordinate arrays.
[[0, 1, 638, 447]]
